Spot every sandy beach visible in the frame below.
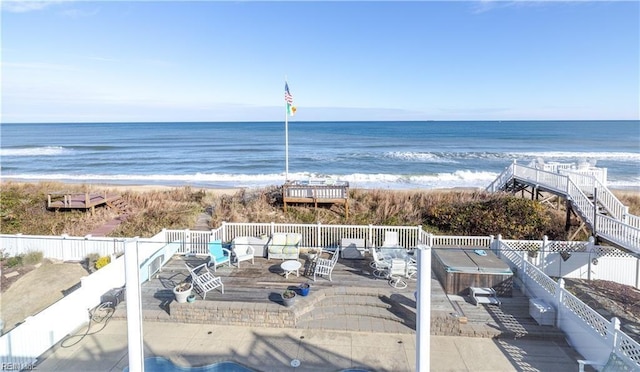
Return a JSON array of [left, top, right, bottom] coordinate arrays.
[[0, 180, 244, 196]]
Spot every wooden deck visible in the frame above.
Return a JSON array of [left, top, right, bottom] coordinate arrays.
[[282, 180, 349, 217], [47, 192, 122, 212]]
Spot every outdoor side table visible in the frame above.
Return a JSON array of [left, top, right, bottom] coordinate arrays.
[[281, 260, 302, 279]]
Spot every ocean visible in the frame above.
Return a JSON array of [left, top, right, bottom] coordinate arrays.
[[1, 120, 639, 190]]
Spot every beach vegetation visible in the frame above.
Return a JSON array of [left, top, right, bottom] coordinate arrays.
[[2, 251, 43, 269], [6, 255, 23, 268], [23, 251, 44, 266], [1, 181, 638, 241]]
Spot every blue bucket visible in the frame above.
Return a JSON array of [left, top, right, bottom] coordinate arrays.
[[299, 284, 310, 296]]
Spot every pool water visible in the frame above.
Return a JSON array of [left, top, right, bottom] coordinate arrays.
[[123, 357, 256, 372]]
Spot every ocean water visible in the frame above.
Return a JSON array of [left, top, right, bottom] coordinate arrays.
[[1, 120, 638, 190]]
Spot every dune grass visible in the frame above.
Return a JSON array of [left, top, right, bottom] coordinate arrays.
[[6, 181, 633, 241]]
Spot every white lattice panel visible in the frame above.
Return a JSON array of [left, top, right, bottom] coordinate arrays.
[[617, 332, 640, 368], [562, 291, 609, 336], [525, 264, 557, 295], [547, 241, 588, 252]]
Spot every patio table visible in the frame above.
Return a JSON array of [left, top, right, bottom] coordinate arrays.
[[379, 247, 410, 261], [280, 260, 302, 279]]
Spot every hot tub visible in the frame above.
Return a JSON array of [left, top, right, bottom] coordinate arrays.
[[432, 248, 513, 296]]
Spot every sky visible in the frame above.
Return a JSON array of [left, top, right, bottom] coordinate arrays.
[[1, 0, 639, 123]]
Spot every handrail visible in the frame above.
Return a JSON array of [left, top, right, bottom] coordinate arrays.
[[488, 162, 640, 255]]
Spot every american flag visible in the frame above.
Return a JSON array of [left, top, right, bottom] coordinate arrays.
[[285, 82, 293, 104]]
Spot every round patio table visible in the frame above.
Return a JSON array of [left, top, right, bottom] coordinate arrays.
[[280, 260, 302, 279]]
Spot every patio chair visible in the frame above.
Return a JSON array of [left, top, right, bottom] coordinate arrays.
[[388, 259, 410, 289], [369, 247, 390, 279], [340, 238, 366, 259], [231, 236, 255, 268], [382, 231, 399, 247], [185, 263, 224, 300], [313, 247, 340, 281], [208, 239, 231, 272]]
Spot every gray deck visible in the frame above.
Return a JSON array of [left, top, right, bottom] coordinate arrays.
[[113, 251, 568, 340]]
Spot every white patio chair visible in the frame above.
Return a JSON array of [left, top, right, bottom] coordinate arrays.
[[388, 259, 409, 289], [231, 236, 255, 268], [370, 247, 391, 279], [382, 231, 399, 247], [313, 247, 340, 281], [185, 263, 224, 300]]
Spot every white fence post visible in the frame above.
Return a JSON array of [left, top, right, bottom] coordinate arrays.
[[61, 234, 68, 261], [556, 278, 564, 329], [609, 317, 621, 350], [521, 250, 527, 289], [187, 229, 195, 253], [541, 235, 548, 270], [316, 222, 321, 249], [587, 236, 596, 281], [635, 257, 640, 289]]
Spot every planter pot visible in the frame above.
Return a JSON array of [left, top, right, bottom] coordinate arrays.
[[173, 283, 193, 303], [299, 284, 310, 296], [282, 291, 296, 307]]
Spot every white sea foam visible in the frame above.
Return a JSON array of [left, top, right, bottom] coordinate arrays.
[[3, 166, 640, 190], [384, 151, 458, 163], [0, 170, 502, 190], [516, 151, 640, 161], [0, 146, 69, 156]]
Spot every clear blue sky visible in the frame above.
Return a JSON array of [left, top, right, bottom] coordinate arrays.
[[2, 1, 639, 123]]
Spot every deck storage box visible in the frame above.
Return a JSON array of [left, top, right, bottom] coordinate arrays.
[[529, 298, 555, 326]]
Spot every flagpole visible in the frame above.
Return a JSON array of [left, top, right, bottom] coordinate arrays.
[[285, 99, 289, 182]]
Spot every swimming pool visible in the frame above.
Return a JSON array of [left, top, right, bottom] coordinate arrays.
[[123, 357, 256, 372]]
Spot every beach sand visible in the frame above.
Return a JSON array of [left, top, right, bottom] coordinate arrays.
[[0, 180, 243, 196]]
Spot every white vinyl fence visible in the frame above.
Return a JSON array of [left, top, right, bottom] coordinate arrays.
[[167, 223, 427, 256], [0, 237, 176, 365], [0, 243, 127, 365], [492, 238, 640, 369], [494, 235, 640, 289]]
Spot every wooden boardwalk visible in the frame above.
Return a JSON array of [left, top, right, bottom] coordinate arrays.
[[282, 180, 349, 217], [47, 191, 124, 212]]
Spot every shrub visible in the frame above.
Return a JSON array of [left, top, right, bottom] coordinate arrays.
[[94, 256, 111, 270], [6, 255, 23, 268], [86, 253, 100, 267], [23, 251, 44, 265]]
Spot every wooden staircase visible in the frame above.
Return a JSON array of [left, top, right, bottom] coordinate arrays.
[[106, 197, 132, 217], [487, 161, 640, 256]]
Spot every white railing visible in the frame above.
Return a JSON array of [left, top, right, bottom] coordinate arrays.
[[0, 244, 127, 365], [495, 236, 639, 289], [0, 234, 125, 261], [492, 239, 640, 369], [487, 161, 640, 255], [0, 237, 175, 365], [166, 223, 428, 255], [428, 234, 493, 248]]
